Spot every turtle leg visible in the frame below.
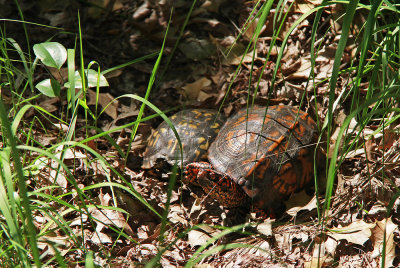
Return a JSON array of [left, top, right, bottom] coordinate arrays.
[[184, 162, 248, 208], [249, 199, 286, 219], [183, 162, 212, 186], [196, 169, 248, 208]]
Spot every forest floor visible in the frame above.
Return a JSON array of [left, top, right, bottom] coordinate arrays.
[[2, 0, 400, 267]]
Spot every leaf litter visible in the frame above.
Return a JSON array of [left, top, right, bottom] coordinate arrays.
[[4, 0, 400, 266]]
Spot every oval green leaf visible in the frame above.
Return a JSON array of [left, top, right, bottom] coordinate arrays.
[[64, 69, 109, 89], [36, 78, 61, 97], [33, 42, 67, 69]]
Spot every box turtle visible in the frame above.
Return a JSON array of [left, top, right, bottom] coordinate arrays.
[[142, 109, 226, 169], [184, 105, 320, 218]]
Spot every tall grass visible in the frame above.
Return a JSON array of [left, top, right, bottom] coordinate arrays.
[[0, 5, 163, 267]]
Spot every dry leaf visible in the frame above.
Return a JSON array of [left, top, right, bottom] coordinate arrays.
[[38, 96, 60, 113], [87, 89, 118, 119], [286, 193, 317, 216], [223, 50, 257, 66], [199, 0, 226, 13], [89, 192, 134, 237], [256, 219, 273, 236], [324, 236, 338, 256], [188, 230, 212, 247], [182, 77, 212, 100], [371, 218, 396, 267], [132, 1, 151, 20], [168, 204, 188, 225], [179, 38, 216, 60], [328, 220, 376, 245], [305, 243, 329, 268], [295, 0, 322, 14], [54, 146, 87, 160]]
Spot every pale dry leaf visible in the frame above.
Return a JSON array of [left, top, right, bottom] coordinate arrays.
[[99, 192, 111, 206], [286, 193, 317, 216], [253, 241, 272, 258], [53, 122, 69, 132], [197, 90, 213, 102], [137, 225, 150, 240], [132, 1, 150, 20], [33, 157, 48, 172], [139, 244, 158, 259], [200, 0, 226, 13], [345, 148, 365, 159], [304, 242, 329, 268], [367, 204, 387, 219], [223, 50, 256, 66], [371, 218, 396, 267], [98, 93, 118, 119], [282, 42, 300, 63], [49, 168, 68, 188], [328, 220, 376, 245], [182, 77, 212, 101], [285, 58, 312, 80], [37, 235, 72, 250], [91, 206, 134, 236], [54, 146, 87, 160], [199, 224, 218, 235], [188, 230, 212, 247], [89, 229, 113, 244], [70, 213, 88, 226], [315, 62, 333, 82], [168, 204, 188, 225], [37, 135, 58, 147], [295, 0, 322, 14], [324, 236, 338, 256], [305, 256, 328, 268], [37, 235, 73, 258], [243, 18, 266, 40], [163, 248, 186, 263], [256, 219, 273, 236]]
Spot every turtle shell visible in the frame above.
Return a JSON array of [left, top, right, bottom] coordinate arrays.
[[207, 105, 318, 210], [143, 109, 226, 168]]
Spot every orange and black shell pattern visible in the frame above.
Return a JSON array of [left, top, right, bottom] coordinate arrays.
[[185, 105, 319, 217], [142, 109, 226, 168]]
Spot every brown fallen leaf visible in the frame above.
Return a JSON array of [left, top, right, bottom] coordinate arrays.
[[87, 89, 118, 119], [38, 96, 60, 113], [181, 77, 212, 101], [379, 130, 398, 151], [295, 0, 323, 14], [90, 192, 134, 236], [223, 48, 257, 66]]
